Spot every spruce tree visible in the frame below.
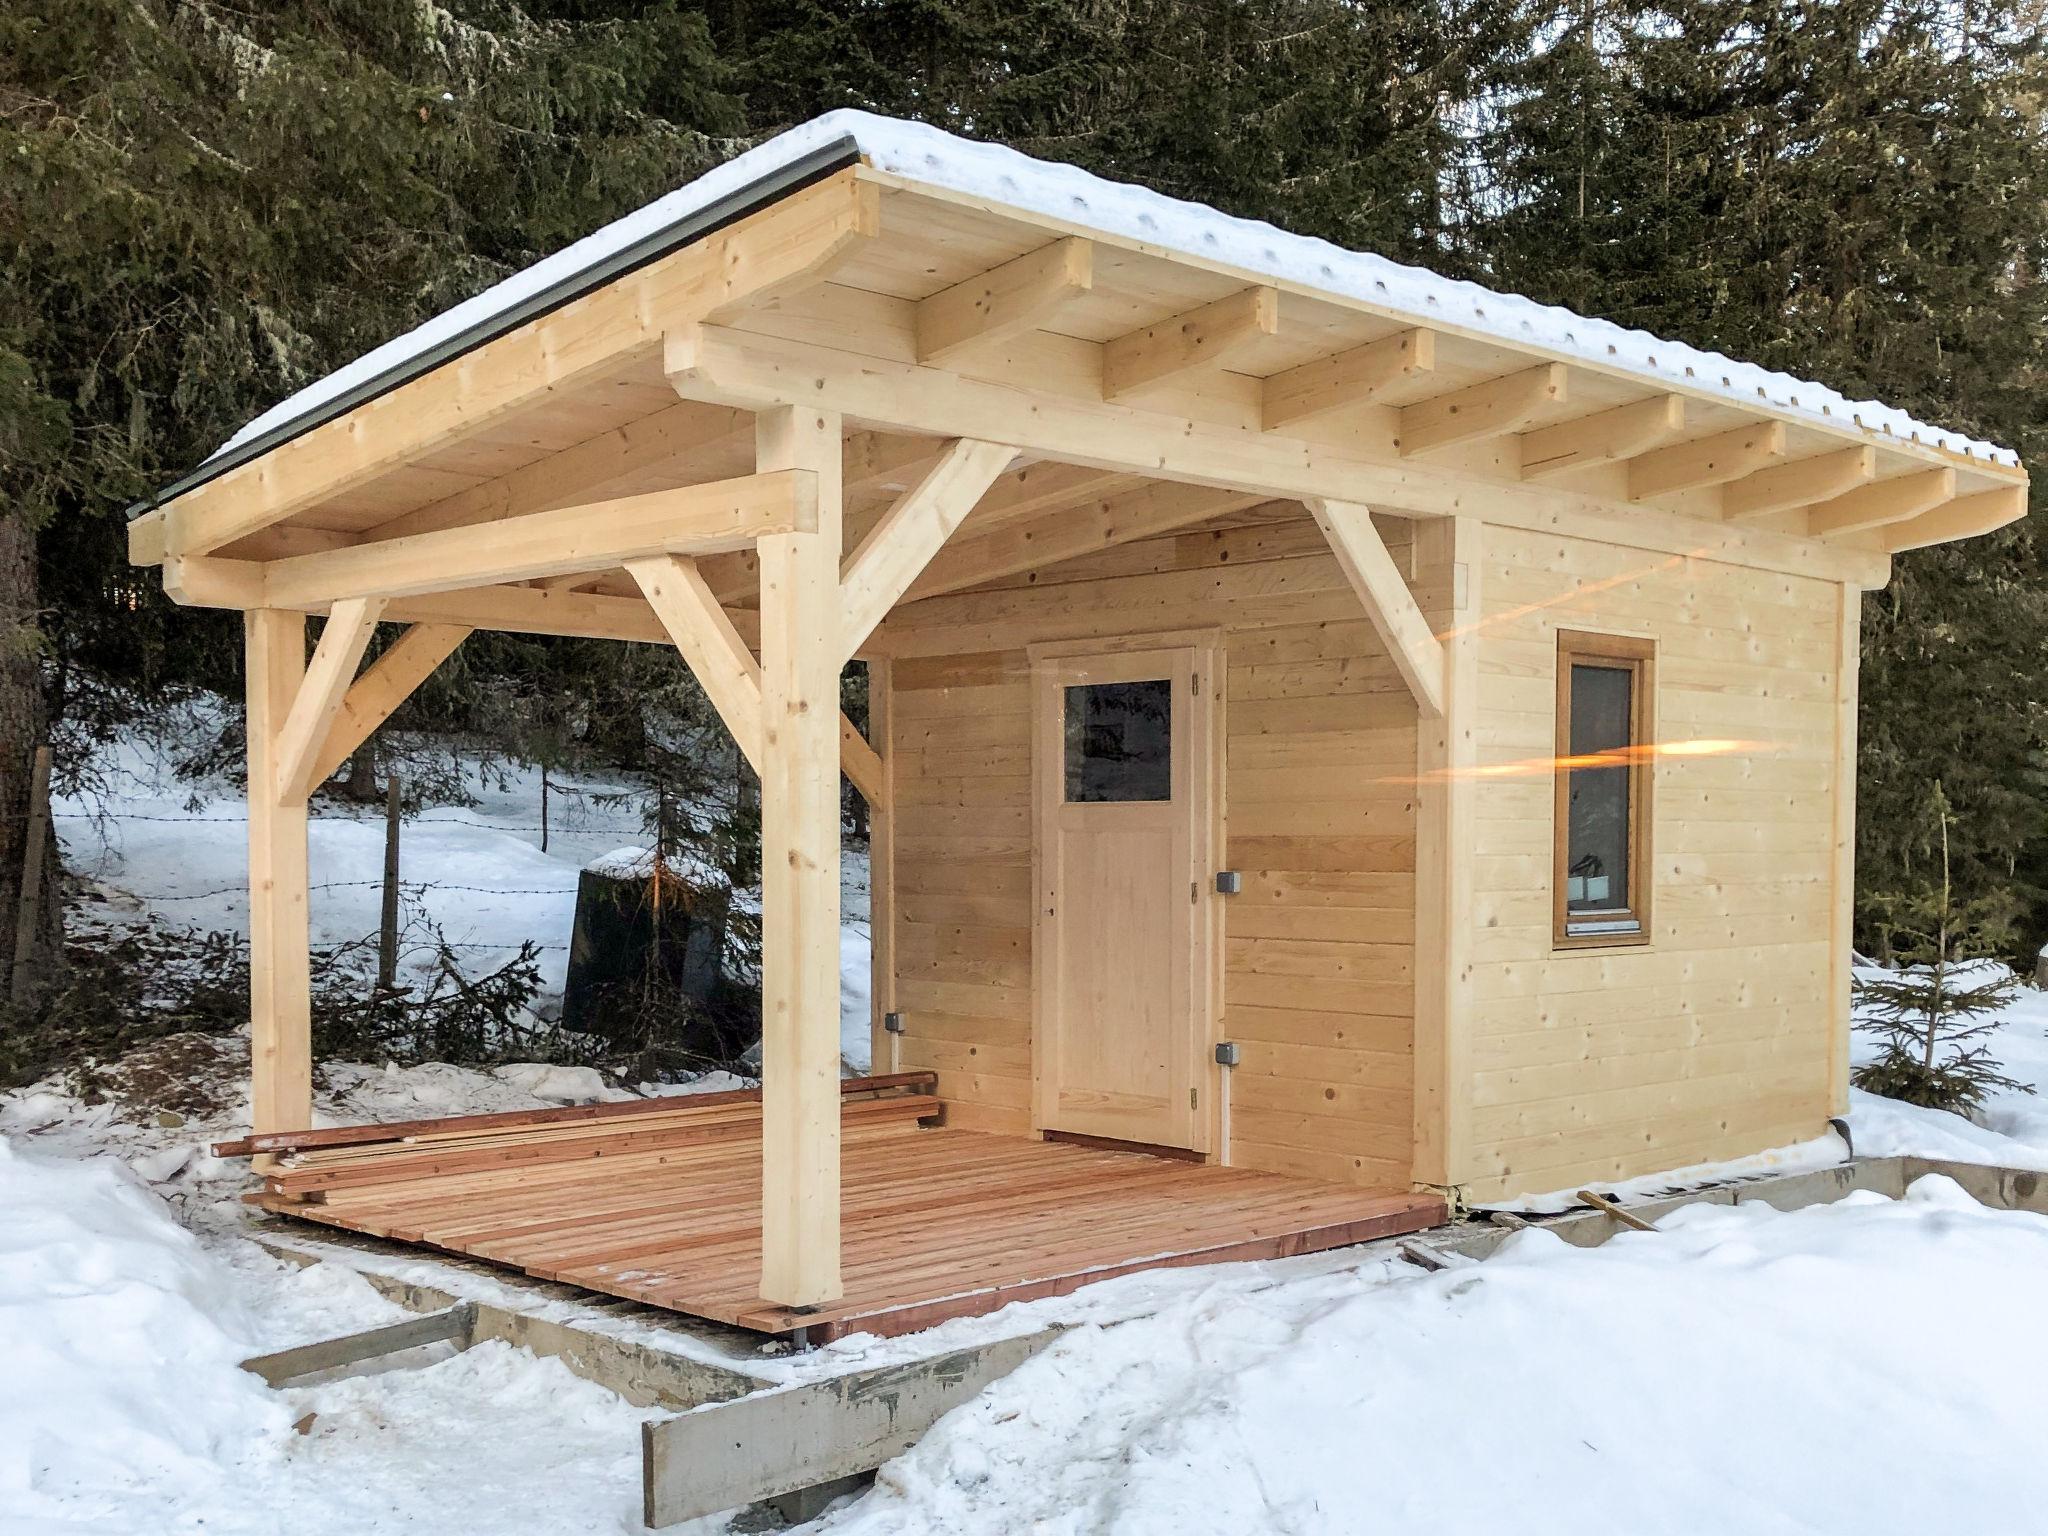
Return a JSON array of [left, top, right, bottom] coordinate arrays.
[[1853, 782, 2032, 1113]]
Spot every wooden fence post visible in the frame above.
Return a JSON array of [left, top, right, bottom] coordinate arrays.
[[378, 774, 402, 991]]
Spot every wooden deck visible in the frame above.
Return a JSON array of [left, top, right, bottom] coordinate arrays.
[[229, 1077, 1444, 1341]]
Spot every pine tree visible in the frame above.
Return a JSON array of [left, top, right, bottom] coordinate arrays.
[[1853, 782, 2032, 1113]]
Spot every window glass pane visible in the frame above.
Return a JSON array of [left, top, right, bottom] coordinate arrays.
[[1565, 662, 1633, 915], [1064, 679, 1172, 802]]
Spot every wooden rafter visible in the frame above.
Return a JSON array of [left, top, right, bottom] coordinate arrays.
[[1305, 497, 1446, 717], [915, 238, 1093, 365], [838, 439, 1017, 661], [305, 623, 472, 792], [1627, 421, 1786, 501], [157, 173, 876, 560], [368, 404, 751, 543], [1101, 287, 1278, 401], [1885, 484, 2027, 553], [274, 598, 386, 804], [1722, 446, 1875, 522], [1804, 467, 1954, 538], [663, 325, 1894, 589], [901, 481, 1267, 605], [1260, 327, 1435, 433], [1518, 395, 1685, 480], [261, 472, 817, 608], [1399, 364, 1567, 458]]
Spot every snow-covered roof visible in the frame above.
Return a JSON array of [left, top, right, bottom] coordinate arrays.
[[214, 109, 2018, 472]]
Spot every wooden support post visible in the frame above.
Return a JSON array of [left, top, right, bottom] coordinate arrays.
[[1411, 519, 1482, 1197], [379, 774, 402, 992], [865, 660, 898, 1077], [755, 404, 845, 1307], [9, 744, 51, 1004], [245, 610, 313, 1139]]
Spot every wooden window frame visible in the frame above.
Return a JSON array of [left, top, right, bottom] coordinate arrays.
[[1553, 629, 1656, 950]]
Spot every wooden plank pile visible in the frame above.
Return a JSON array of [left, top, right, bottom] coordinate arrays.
[[218, 1072, 941, 1206]]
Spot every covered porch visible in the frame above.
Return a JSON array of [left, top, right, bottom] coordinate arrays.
[[221, 1074, 1444, 1341]]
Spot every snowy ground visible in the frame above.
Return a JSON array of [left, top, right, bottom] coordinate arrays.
[[14, 712, 2048, 1532], [56, 704, 874, 1070]]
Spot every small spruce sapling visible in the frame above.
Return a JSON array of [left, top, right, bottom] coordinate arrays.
[[1852, 784, 2033, 1115]]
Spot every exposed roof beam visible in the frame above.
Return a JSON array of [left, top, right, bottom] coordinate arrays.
[[371, 403, 751, 542], [1627, 421, 1786, 501], [914, 238, 1093, 366], [1102, 286, 1278, 401], [1805, 467, 1954, 538], [1885, 484, 2028, 553], [900, 481, 1267, 605], [1722, 446, 1875, 522], [157, 172, 876, 560], [1399, 363, 1567, 458], [1517, 394, 1685, 480], [1260, 328, 1435, 433], [262, 471, 817, 607]]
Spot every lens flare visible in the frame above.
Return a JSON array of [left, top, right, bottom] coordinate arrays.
[[1389, 738, 1780, 785]]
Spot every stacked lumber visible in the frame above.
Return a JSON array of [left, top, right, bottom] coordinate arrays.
[[219, 1071, 940, 1205]]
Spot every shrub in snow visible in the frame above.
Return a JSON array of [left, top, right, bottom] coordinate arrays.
[[1854, 784, 2033, 1115]]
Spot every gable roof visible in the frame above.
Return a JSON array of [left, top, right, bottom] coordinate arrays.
[[169, 108, 2017, 515]]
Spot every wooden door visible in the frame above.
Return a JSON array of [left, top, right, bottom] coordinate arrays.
[[1032, 640, 1218, 1152]]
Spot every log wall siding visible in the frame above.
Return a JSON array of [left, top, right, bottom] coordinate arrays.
[[883, 507, 1419, 1188], [1461, 524, 1840, 1201]]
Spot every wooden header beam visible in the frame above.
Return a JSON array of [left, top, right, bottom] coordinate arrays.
[[261, 471, 817, 607]]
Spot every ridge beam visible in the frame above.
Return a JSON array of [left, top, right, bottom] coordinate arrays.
[[1261, 328, 1436, 433], [1102, 286, 1278, 401], [1400, 363, 1567, 458], [1627, 421, 1787, 501], [1806, 467, 1955, 539], [915, 238, 1093, 366], [1722, 446, 1875, 522], [1518, 394, 1686, 480]]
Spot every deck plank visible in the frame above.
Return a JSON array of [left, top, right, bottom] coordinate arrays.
[[251, 1109, 1445, 1340]]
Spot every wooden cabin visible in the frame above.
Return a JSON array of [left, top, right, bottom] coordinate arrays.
[[134, 112, 2029, 1339]]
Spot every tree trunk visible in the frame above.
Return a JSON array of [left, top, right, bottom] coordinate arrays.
[[341, 744, 379, 802], [0, 510, 62, 1004]]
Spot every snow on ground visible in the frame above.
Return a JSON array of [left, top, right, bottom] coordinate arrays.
[[1, 1132, 650, 1535], [818, 1177, 2048, 1536], [56, 703, 874, 1069]]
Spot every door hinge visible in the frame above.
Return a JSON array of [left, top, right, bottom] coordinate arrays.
[[1190, 1088, 1198, 1110]]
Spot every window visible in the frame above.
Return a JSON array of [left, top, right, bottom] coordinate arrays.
[[1064, 679, 1173, 802], [1554, 631, 1654, 947]]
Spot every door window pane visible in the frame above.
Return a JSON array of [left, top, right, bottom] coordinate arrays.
[[1565, 662, 1633, 917], [1065, 679, 1172, 802]]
